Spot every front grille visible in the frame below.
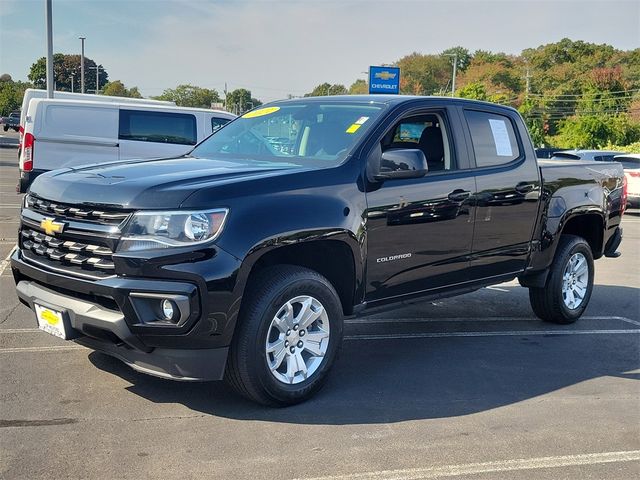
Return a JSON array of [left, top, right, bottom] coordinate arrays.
[[25, 195, 130, 226], [20, 195, 127, 279], [21, 228, 116, 277]]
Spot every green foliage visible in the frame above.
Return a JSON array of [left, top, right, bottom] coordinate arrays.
[[0, 78, 31, 116], [396, 53, 450, 95], [102, 80, 142, 98], [154, 84, 220, 108], [553, 113, 640, 149], [601, 141, 640, 153], [305, 83, 348, 97], [28, 54, 108, 93], [441, 47, 472, 72], [225, 88, 261, 114], [456, 82, 488, 100], [348, 79, 368, 95]]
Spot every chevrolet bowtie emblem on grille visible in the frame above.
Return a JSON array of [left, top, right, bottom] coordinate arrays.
[[40, 217, 65, 236], [374, 70, 397, 80]]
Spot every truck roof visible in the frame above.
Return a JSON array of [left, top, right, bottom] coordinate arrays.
[[289, 94, 517, 111]]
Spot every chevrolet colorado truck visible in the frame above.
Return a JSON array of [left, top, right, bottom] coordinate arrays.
[[12, 96, 626, 406]]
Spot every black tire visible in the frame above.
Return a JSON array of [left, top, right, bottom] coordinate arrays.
[[225, 265, 343, 406], [2, 126, 7, 132], [529, 234, 594, 324]]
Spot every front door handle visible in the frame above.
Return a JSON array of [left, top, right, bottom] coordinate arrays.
[[448, 189, 471, 202], [515, 182, 535, 194]]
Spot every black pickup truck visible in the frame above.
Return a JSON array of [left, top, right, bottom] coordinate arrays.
[[12, 96, 627, 406]]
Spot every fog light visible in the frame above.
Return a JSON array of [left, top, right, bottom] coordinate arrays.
[[161, 299, 176, 321]]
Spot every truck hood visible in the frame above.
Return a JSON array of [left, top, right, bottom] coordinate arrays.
[[29, 155, 303, 209]]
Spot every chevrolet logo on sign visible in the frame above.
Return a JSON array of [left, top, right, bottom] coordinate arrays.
[[40, 218, 65, 236], [374, 70, 397, 80]]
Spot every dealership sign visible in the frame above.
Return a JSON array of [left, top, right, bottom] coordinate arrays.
[[369, 66, 400, 94]]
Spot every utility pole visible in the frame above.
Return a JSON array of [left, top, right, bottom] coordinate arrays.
[[525, 67, 532, 98], [79, 36, 86, 94], [45, 0, 54, 98], [70, 74, 74, 93], [443, 53, 458, 96]]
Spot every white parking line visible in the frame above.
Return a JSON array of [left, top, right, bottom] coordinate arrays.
[[0, 247, 15, 276], [294, 450, 640, 480], [0, 328, 39, 333], [0, 345, 86, 353], [344, 329, 640, 341], [346, 315, 637, 325]]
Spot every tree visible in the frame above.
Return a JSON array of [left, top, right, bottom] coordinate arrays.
[[441, 47, 471, 72], [154, 84, 220, 108], [225, 88, 261, 114], [348, 79, 368, 95], [102, 80, 142, 98], [0, 78, 31, 116], [553, 113, 640, 148], [456, 82, 488, 100], [395, 53, 451, 95], [305, 83, 348, 97], [0, 74, 12, 83], [28, 54, 108, 93]]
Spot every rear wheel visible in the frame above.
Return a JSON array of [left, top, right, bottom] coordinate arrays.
[[225, 265, 343, 406], [529, 235, 594, 324]]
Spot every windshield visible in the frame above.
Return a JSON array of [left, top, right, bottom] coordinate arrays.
[[190, 101, 385, 168]]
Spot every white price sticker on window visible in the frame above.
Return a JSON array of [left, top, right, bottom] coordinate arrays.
[[488, 118, 513, 157]]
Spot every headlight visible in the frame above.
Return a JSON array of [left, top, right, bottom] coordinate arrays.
[[117, 208, 228, 252]]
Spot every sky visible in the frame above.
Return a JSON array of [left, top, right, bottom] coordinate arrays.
[[0, 0, 638, 102]]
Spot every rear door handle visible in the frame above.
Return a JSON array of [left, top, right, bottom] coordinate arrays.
[[515, 182, 535, 194], [447, 189, 471, 202]]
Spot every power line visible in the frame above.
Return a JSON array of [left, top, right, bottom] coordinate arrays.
[[528, 88, 640, 98]]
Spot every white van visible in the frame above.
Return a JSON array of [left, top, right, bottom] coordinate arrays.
[[18, 98, 235, 192], [19, 88, 175, 133]]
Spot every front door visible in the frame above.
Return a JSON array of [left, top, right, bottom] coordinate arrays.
[[364, 107, 476, 303]]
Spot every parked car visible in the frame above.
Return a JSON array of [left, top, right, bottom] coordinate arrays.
[[550, 149, 626, 162], [12, 96, 625, 406], [534, 147, 560, 159], [17, 98, 235, 192], [3, 110, 20, 132], [614, 153, 640, 207]]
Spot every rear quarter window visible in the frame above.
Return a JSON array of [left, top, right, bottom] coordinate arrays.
[[464, 110, 520, 167], [119, 110, 197, 145], [211, 117, 231, 132]]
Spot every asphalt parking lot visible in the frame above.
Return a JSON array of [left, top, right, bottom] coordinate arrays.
[[0, 140, 638, 480]]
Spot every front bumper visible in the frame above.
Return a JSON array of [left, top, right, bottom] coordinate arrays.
[[11, 247, 241, 381]]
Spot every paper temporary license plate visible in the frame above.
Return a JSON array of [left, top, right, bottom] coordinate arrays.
[[34, 304, 67, 339]]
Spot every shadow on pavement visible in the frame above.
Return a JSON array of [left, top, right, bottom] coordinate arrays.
[[88, 284, 640, 425]]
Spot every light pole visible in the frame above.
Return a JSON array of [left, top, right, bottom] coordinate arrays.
[[443, 53, 458, 96], [89, 65, 102, 94], [70, 73, 75, 93], [45, 0, 54, 98], [79, 36, 86, 93]]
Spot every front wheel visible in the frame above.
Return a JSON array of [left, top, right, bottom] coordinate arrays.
[[529, 234, 594, 324], [225, 265, 343, 406]]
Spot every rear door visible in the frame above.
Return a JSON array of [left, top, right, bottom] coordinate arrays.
[[118, 108, 198, 159], [35, 102, 118, 171], [364, 103, 477, 303], [461, 107, 541, 278]]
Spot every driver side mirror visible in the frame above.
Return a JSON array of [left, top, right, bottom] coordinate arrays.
[[374, 149, 428, 181]]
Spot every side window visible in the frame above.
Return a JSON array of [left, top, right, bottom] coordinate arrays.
[[211, 117, 231, 133], [464, 110, 520, 167], [119, 110, 197, 145], [382, 113, 455, 173]]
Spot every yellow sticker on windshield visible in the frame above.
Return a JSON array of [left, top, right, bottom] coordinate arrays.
[[346, 116, 369, 134], [242, 106, 280, 118]]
